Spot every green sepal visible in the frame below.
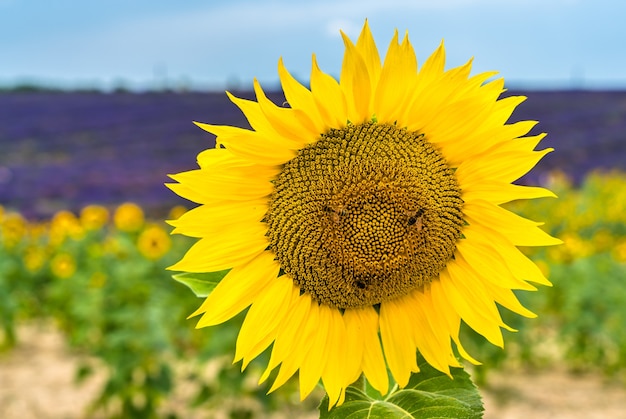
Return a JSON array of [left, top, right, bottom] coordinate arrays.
[[171, 270, 230, 297], [319, 354, 483, 418]]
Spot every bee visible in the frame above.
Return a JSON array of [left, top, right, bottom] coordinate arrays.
[[406, 208, 425, 231], [323, 204, 346, 224]]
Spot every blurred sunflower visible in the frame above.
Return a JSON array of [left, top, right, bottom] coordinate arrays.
[[168, 21, 560, 407], [0, 212, 27, 248], [168, 205, 187, 221], [80, 204, 110, 231], [137, 224, 172, 260], [49, 210, 84, 245], [23, 245, 48, 273], [50, 253, 77, 279], [113, 202, 145, 232]]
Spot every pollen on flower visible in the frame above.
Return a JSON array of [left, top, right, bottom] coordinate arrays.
[[266, 122, 464, 308]]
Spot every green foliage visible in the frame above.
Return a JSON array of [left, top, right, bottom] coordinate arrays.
[[320, 355, 483, 418], [172, 270, 229, 297]]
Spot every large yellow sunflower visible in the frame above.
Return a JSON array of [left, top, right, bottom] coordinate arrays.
[[167, 21, 560, 407]]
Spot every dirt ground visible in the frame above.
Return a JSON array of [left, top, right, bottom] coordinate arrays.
[[480, 368, 626, 419], [1, 324, 625, 419]]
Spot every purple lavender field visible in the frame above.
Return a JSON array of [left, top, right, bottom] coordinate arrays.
[[1, 90, 625, 219]]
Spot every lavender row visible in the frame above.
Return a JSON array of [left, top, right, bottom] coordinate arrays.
[[1, 90, 625, 218]]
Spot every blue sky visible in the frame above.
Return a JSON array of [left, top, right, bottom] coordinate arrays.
[[1, 0, 624, 90]]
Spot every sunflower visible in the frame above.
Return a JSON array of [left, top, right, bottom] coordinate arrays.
[[137, 224, 172, 260], [50, 252, 77, 279], [49, 210, 84, 245], [167, 21, 560, 407], [80, 204, 110, 231], [113, 202, 145, 233]]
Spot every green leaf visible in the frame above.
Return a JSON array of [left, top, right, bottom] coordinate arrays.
[[171, 270, 229, 297], [320, 354, 483, 419]]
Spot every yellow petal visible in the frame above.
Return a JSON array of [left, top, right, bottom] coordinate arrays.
[[195, 123, 296, 165], [259, 285, 310, 384], [195, 147, 241, 170], [190, 251, 280, 327], [430, 280, 481, 365], [168, 198, 268, 238], [374, 30, 417, 124], [456, 145, 552, 185], [348, 307, 389, 395], [298, 302, 331, 400], [230, 82, 323, 148], [483, 95, 527, 128], [409, 290, 454, 375], [166, 165, 275, 204], [355, 20, 382, 100], [452, 252, 537, 323], [417, 97, 496, 154], [440, 57, 473, 87], [439, 266, 505, 347], [449, 256, 515, 331], [463, 223, 553, 286], [410, 40, 446, 100], [310, 54, 348, 128], [340, 30, 372, 123], [322, 308, 348, 408], [380, 296, 418, 387], [168, 221, 268, 272], [418, 88, 521, 161], [226, 91, 278, 137], [460, 120, 538, 156], [277, 57, 326, 133], [252, 78, 319, 147], [235, 275, 294, 369], [420, 40, 445, 79], [464, 200, 562, 247], [341, 309, 367, 386], [417, 73, 499, 135], [482, 280, 537, 319], [264, 293, 316, 391], [455, 237, 537, 291], [461, 181, 557, 205]]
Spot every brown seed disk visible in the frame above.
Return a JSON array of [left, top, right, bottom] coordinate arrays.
[[266, 122, 464, 308]]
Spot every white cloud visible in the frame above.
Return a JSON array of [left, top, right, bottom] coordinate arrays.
[[324, 18, 362, 39]]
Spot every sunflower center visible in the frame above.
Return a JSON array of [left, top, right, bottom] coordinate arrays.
[[267, 122, 464, 309]]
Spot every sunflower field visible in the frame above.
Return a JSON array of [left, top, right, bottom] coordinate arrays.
[[1, 168, 625, 418], [0, 202, 310, 418]]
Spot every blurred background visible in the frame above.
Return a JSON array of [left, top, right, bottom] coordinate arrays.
[[1, 1, 626, 418]]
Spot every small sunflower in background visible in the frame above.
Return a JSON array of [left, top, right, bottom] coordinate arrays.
[[50, 252, 77, 279], [168, 205, 188, 221], [80, 204, 110, 231], [168, 21, 560, 407], [49, 210, 84, 245], [113, 202, 145, 233], [137, 224, 172, 261], [23, 245, 48, 273], [0, 212, 27, 249]]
